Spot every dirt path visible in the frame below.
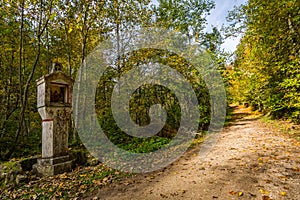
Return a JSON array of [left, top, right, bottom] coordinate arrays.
[[89, 106, 300, 200]]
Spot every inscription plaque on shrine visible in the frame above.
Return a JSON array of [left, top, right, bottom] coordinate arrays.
[[33, 62, 74, 176]]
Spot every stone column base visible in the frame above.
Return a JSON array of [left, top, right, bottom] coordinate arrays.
[[33, 155, 72, 176]]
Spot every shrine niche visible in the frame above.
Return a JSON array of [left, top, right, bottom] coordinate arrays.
[[50, 84, 66, 103], [33, 62, 74, 176]]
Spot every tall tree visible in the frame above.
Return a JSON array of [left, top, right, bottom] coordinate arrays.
[[154, 0, 215, 43], [228, 0, 300, 120], [1, 0, 56, 159]]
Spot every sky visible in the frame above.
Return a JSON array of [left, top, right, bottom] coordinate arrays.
[[151, 0, 248, 53], [206, 0, 248, 52]]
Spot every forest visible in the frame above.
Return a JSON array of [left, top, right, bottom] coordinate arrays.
[[0, 0, 224, 161], [228, 0, 300, 121], [0, 0, 299, 199]]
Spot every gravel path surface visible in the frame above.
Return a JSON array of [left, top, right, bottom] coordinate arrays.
[[89, 107, 300, 200]]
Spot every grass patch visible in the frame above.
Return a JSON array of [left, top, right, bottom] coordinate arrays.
[[261, 115, 300, 140], [116, 136, 171, 153]]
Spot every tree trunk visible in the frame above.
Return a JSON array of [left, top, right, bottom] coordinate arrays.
[[5, 0, 52, 160]]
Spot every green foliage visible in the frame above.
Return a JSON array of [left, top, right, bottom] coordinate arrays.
[[118, 136, 171, 153], [0, 0, 222, 160], [96, 48, 211, 153], [0, 0, 153, 160], [228, 0, 300, 122], [154, 0, 215, 40]]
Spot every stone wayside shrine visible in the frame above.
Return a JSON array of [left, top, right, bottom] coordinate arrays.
[[33, 62, 74, 176]]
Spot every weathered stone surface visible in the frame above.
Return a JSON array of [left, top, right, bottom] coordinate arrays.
[[0, 160, 32, 186], [33, 159, 72, 177], [87, 156, 100, 166], [34, 63, 74, 176], [36, 69, 73, 108], [38, 107, 71, 158], [16, 174, 27, 185]]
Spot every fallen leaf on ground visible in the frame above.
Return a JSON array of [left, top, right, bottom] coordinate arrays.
[[280, 191, 287, 196], [259, 189, 270, 195]]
